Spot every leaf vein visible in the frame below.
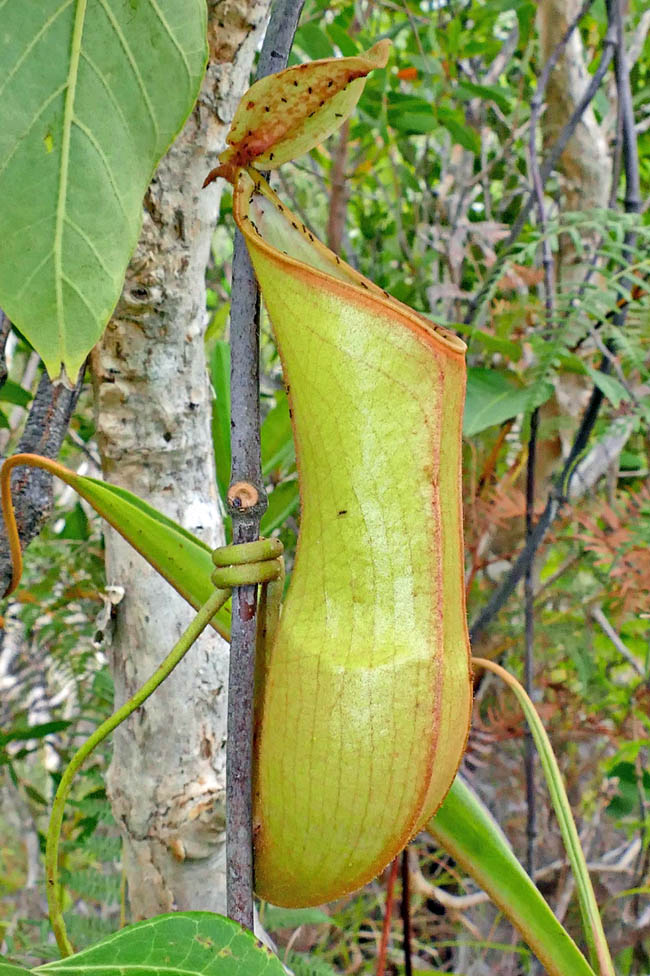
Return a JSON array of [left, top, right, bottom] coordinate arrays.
[[79, 49, 136, 148], [14, 248, 54, 302], [95, 0, 160, 143], [63, 215, 115, 280], [71, 116, 132, 226], [54, 0, 87, 368], [0, 83, 67, 180], [61, 272, 95, 319], [0, 0, 75, 101], [145, 0, 192, 83]]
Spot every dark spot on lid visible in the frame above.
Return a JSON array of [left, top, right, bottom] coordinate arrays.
[[335, 113, 343, 118], [308, 86, 312, 94], [293, 80, 299, 86], [281, 97, 287, 103], [291, 221, 298, 229], [328, 80, 333, 87], [337, 509, 348, 516], [247, 101, 255, 109]]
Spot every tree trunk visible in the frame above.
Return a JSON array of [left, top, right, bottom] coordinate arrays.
[[537, 0, 612, 289], [90, 0, 270, 918]]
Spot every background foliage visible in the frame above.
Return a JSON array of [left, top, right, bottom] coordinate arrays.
[[1, 0, 649, 973]]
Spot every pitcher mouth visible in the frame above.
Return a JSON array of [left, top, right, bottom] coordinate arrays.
[[232, 167, 467, 359]]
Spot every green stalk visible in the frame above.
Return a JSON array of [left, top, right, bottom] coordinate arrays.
[[473, 658, 615, 976], [45, 587, 229, 958]]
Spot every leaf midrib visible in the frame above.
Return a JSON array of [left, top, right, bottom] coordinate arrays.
[[54, 0, 87, 373]]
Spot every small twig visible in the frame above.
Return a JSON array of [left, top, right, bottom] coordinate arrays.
[[225, 0, 305, 931], [376, 857, 400, 976], [523, 410, 538, 881], [590, 605, 644, 676]]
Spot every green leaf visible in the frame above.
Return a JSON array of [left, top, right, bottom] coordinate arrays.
[[34, 912, 286, 975], [387, 97, 437, 135], [464, 368, 553, 438], [7, 457, 230, 638], [56, 502, 89, 540], [209, 340, 232, 504], [0, 0, 207, 383], [326, 23, 360, 58], [260, 479, 299, 536], [263, 906, 332, 932], [261, 392, 295, 477], [428, 777, 596, 976], [0, 380, 32, 407], [0, 719, 71, 748], [606, 761, 650, 818], [68, 475, 231, 638], [437, 106, 481, 154], [584, 364, 629, 408], [295, 22, 334, 61], [456, 81, 511, 114], [63, 867, 120, 905], [0, 961, 33, 975]]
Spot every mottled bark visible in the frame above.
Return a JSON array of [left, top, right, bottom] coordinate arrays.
[[537, 0, 612, 290], [91, 0, 270, 917]]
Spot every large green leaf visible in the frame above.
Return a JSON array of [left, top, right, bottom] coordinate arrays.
[[0, 0, 207, 383], [428, 777, 596, 976], [463, 367, 553, 438], [0, 962, 33, 976], [4, 455, 230, 638], [34, 912, 285, 975]]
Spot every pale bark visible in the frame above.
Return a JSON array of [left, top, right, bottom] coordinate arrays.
[[91, 0, 270, 917], [537, 0, 612, 291]]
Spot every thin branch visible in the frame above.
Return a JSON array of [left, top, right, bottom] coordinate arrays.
[[225, 0, 305, 931], [326, 120, 350, 254], [524, 11, 562, 879], [523, 410, 538, 880], [590, 605, 644, 676], [401, 848, 413, 976]]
